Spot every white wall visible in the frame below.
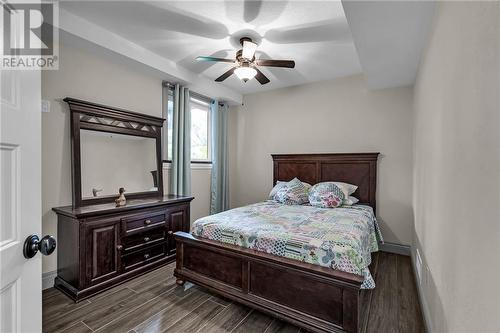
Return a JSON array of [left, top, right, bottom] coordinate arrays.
[[162, 166, 211, 223], [229, 75, 414, 245], [413, 2, 500, 331], [42, 42, 211, 274]]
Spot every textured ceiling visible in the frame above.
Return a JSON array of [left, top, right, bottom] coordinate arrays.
[[60, 1, 362, 94]]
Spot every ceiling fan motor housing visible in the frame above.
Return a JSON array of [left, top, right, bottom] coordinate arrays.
[[236, 49, 255, 64], [239, 37, 253, 45]]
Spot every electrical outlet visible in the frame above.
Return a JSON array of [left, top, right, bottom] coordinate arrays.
[[416, 248, 423, 285], [41, 100, 50, 113]]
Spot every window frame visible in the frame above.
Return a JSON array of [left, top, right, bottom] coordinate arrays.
[[162, 84, 212, 164], [162, 84, 174, 163], [189, 96, 212, 163]]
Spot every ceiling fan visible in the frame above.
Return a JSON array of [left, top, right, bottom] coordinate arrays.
[[196, 37, 295, 85]]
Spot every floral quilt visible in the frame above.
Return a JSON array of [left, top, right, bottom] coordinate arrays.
[[191, 201, 383, 289]]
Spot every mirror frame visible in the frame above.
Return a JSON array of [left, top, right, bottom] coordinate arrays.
[[64, 97, 165, 207]]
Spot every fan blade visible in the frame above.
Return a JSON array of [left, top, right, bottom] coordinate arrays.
[[243, 0, 262, 23], [255, 59, 295, 68], [215, 68, 236, 82], [242, 40, 258, 59], [254, 67, 270, 85], [196, 56, 234, 63]]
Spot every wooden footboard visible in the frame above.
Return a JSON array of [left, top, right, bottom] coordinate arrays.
[[174, 232, 365, 333]]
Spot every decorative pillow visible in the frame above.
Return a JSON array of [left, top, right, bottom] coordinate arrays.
[[308, 182, 346, 208], [268, 181, 287, 199], [273, 178, 309, 205], [301, 181, 312, 194], [269, 179, 311, 199], [343, 196, 360, 206]]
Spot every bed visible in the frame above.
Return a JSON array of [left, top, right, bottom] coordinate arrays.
[[174, 153, 379, 333]]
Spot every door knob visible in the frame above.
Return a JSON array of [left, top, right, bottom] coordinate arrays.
[[23, 235, 57, 259]]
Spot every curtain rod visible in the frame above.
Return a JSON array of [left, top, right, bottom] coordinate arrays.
[[162, 80, 226, 105], [190, 91, 212, 104]]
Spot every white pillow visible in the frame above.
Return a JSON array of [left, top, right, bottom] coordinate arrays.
[[332, 182, 358, 199], [343, 196, 359, 206]]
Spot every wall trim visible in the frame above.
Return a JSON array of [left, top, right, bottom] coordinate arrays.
[[411, 250, 432, 333], [42, 270, 57, 290], [378, 242, 411, 256]]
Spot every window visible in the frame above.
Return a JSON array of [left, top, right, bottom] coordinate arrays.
[[164, 86, 212, 163], [190, 97, 211, 162], [165, 87, 174, 160]]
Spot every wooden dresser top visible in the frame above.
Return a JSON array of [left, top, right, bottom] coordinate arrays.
[[52, 195, 194, 219]]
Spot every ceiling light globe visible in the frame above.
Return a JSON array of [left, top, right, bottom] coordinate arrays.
[[234, 66, 257, 82]]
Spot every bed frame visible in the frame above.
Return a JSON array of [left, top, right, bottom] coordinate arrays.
[[174, 153, 379, 333]]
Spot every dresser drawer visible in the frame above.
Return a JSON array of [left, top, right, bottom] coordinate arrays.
[[123, 228, 166, 253], [122, 212, 166, 235], [122, 243, 167, 271]]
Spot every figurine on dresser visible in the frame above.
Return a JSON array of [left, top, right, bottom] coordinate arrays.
[[115, 187, 126, 207]]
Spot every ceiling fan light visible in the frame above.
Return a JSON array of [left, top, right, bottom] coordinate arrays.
[[242, 40, 258, 60], [234, 66, 257, 82]]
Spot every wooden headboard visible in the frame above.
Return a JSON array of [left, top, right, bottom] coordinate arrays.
[[272, 153, 379, 213]]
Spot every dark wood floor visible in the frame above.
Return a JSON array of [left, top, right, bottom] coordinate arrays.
[[43, 252, 424, 333]]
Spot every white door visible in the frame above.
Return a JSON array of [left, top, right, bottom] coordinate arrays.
[[0, 6, 43, 333]]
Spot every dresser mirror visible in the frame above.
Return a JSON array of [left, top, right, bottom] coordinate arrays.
[[80, 130, 158, 199], [65, 98, 165, 207]]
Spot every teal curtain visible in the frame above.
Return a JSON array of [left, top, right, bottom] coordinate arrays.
[[210, 101, 229, 214], [170, 84, 191, 195]]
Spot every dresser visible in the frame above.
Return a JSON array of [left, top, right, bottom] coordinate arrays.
[[53, 98, 195, 301], [52, 195, 193, 301]]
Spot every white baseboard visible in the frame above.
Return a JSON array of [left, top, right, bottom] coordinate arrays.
[[410, 251, 432, 333], [378, 242, 411, 256], [42, 270, 57, 290]]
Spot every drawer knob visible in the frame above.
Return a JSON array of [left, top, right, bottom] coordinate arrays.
[[144, 253, 150, 260], [144, 237, 150, 242], [144, 219, 152, 225], [168, 230, 173, 235], [116, 245, 123, 251]]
